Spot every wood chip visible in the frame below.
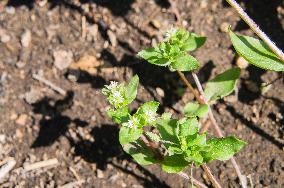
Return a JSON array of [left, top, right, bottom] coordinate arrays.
[[23, 158, 59, 172]]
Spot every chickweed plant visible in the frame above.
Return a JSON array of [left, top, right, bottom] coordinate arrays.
[[102, 28, 248, 186]]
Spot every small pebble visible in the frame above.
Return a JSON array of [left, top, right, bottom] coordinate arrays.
[[236, 56, 249, 69], [53, 50, 74, 70], [21, 30, 32, 48], [1, 34, 11, 43], [107, 30, 117, 47], [156, 87, 165, 97], [5, 6, 15, 15], [220, 22, 230, 33], [0, 134, 6, 143], [96, 169, 104, 178], [15, 114, 28, 126]]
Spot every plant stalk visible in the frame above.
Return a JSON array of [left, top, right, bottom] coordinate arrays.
[[225, 0, 284, 62], [178, 172, 208, 188], [201, 165, 222, 188], [191, 72, 247, 188]]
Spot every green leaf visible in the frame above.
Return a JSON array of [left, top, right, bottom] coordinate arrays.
[[183, 33, 206, 52], [137, 47, 169, 66], [156, 117, 179, 146], [203, 136, 246, 162], [123, 140, 157, 165], [229, 30, 284, 71], [186, 133, 207, 148], [125, 75, 139, 103], [107, 107, 129, 124], [161, 154, 189, 173], [119, 126, 143, 145], [145, 132, 161, 142], [177, 118, 199, 137], [184, 150, 203, 165], [183, 102, 209, 118], [170, 54, 199, 72], [167, 146, 183, 155], [204, 68, 241, 101]]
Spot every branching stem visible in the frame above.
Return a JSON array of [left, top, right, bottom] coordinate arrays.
[[201, 164, 222, 188], [225, 0, 284, 62], [191, 72, 247, 188]]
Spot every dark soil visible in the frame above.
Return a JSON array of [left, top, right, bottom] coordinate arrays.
[[0, 0, 283, 187]]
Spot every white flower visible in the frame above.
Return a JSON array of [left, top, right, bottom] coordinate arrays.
[[106, 81, 118, 91], [112, 90, 124, 104], [123, 117, 139, 129], [165, 28, 177, 40], [145, 111, 156, 122]]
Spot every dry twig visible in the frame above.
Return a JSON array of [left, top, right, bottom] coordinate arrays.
[[0, 158, 16, 180], [23, 158, 59, 172], [32, 74, 66, 96]]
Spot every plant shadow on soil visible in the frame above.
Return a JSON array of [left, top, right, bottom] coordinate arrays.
[[30, 91, 171, 187]]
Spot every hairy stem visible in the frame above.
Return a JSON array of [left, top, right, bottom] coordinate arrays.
[[178, 172, 208, 188], [177, 71, 204, 104], [201, 165, 222, 188], [177, 71, 222, 187], [225, 0, 284, 62], [191, 73, 247, 188]]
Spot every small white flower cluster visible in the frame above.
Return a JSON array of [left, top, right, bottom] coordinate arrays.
[[123, 116, 139, 129], [105, 81, 118, 90], [103, 81, 125, 108], [145, 111, 156, 122], [165, 28, 177, 40]]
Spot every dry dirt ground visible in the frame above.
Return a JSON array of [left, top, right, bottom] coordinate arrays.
[[0, 0, 284, 187]]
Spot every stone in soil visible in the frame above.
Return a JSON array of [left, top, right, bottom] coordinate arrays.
[[53, 50, 74, 70]]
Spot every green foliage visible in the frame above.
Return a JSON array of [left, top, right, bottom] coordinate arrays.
[[204, 68, 241, 102], [103, 29, 247, 175], [107, 107, 129, 124], [123, 140, 158, 165], [183, 102, 209, 118], [203, 136, 247, 162], [229, 30, 284, 72], [125, 75, 139, 103], [138, 28, 205, 72], [119, 126, 143, 145], [161, 154, 189, 173]]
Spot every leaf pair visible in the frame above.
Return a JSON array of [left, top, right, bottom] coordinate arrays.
[[138, 29, 206, 72]]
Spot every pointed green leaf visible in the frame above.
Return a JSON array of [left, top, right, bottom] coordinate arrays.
[[156, 117, 179, 146], [229, 30, 284, 71], [119, 126, 143, 145], [107, 107, 129, 124], [186, 133, 207, 148], [183, 33, 206, 52], [125, 75, 139, 103], [170, 54, 199, 72], [177, 118, 199, 137], [184, 150, 203, 165], [123, 140, 157, 165], [137, 47, 169, 66], [204, 68, 240, 101], [203, 136, 246, 162], [183, 102, 209, 118], [161, 154, 189, 173]]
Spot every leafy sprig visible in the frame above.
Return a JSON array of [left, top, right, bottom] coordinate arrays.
[[138, 28, 206, 72], [102, 73, 246, 173]]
